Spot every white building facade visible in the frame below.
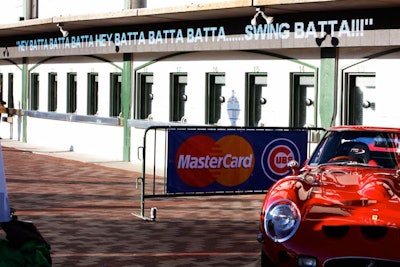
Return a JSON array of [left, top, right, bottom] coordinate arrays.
[[0, 0, 399, 165]]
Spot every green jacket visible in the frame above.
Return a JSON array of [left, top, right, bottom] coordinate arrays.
[[0, 239, 51, 267]]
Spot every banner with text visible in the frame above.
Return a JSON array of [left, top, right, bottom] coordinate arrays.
[[167, 130, 307, 193]]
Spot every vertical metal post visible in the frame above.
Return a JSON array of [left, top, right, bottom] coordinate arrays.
[[133, 126, 148, 219], [140, 128, 147, 217], [319, 47, 338, 129], [22, 58, 28, 143], [122, 53, 132, 161]]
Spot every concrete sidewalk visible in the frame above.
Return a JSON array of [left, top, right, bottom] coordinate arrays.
[[0, 139, 139, 172], [0, 139, 264, 267]]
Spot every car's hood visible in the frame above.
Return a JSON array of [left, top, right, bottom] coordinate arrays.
[[302, 166, 400, 228]]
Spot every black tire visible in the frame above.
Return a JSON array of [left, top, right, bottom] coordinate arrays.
[[261, 248, 277, 267]]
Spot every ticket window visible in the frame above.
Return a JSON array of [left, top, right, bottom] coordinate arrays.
[[170, 73, 187, 122], [48, 72, 57, 112], [245, 73, 268, 127], [67, 73, 77, 113], [7, 73, 14, 109], [30, 73, 39, 111], [87, 73, 98, 115], [0, 74, 3, 103], [344, 73, 376, 125], [290, 73, 316, 128], [205, 73, 225, 125], [0, 74, 5, 114], [110, 73, 122, 117], [136, 73, 153, 120]]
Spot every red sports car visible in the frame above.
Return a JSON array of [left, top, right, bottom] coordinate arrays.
[[257, 126, 400, 267]]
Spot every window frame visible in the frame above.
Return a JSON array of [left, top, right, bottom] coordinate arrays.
[[169, 73, 187, 122], [289, 72, 316, 127], [136, 73, 153, 120], [48, 72, 57, 112], [205, 72, 225, 125], [30, 73, 39, 110], [66, 72, 77, 113], [87, 73, 99, 116], [245, 72, 268, 127], [7, 73, 14, 109]]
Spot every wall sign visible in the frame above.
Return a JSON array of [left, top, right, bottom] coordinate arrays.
[[16, 18, 374, 54]]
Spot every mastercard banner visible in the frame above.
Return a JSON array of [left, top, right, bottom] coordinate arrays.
[[167, 130, 307, 193]]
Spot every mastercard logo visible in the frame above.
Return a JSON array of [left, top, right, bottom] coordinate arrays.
[[175, 135, 255, 188]]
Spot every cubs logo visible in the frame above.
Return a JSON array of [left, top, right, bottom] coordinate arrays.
[[261, 138, 301, 182]]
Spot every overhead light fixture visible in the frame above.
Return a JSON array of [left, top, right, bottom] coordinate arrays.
[[3, 47, 9, 57], [251, 7, 274, 26], [57, 23, 69, 37], [315, 32, 339, 47]]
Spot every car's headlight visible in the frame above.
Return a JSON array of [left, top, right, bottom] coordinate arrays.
[[264, 199, 301, 243]]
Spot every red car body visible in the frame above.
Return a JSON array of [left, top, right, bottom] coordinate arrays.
[[258, 126, 400, 267]]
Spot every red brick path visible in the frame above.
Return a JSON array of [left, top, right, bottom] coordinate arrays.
[[1, 146, 263, 267]]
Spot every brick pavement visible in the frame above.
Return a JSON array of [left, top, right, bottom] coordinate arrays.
[[0, 143, 264, 267]]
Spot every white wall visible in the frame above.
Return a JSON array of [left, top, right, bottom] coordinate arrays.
[[0, 0, 23, 24], [146, 0, 232, 8], [0, 49, 399, 162], [134, 51, 319, 127], [28, 56, 124, 157], [0, 62, 23, 140], [339, 53, 400, 128], [0, 0, 234, 24], [29, 56, 123, 116], [39, 0, 125, 18]]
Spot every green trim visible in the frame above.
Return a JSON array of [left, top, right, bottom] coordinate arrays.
[[28, 56, 122, 72], [320, 48, 338, 129], [122, 53, 132, 161], [314, 68, 319, 127], [133, 50, 318, 72], [87, 55, 123, 71], [338, 48, 400, 126], [247, 50, 318, 71], [28, 57, 58, 72], [341, 48, 400, 73], [22, 58, 28, 142], [134, 52, 189, 72], [134, 50, 321, 127], [133, 52, 188, 119], [0, 59, 22, 70]]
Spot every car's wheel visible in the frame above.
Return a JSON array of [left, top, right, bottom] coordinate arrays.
[[261, 249, 276, 267]]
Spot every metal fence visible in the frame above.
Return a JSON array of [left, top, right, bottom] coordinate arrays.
[[132, 126, 325, 220]]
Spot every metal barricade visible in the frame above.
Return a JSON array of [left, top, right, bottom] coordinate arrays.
[[132, 126, 325, 220]]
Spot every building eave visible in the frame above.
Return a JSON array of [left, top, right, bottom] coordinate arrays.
[[0, 0, 399, 38]]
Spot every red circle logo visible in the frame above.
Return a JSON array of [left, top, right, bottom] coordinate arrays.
[[268, 146, 294, 175], [175, 135, 255, 188]]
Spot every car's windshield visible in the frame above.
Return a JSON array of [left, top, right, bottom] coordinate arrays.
[[308, 130, 400, 168]]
